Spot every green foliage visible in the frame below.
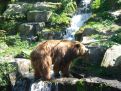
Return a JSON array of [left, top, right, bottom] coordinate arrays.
[[5, 34, 21, 46], [83, 19, 114, 32], [0, 34, 31, 57], [111, 32, 121, 44], [3, 12, 26, 20], [91, 0, 101, 11], [76, 80, 85, 91], [50, 13, 71, 25], [61, 0, 77, 14], [0, 20, 18, 34], [0, 30, 6, 42], [0, 62, 16, 87], [49, 0, 77, 25], [91, 0, 121, 12]]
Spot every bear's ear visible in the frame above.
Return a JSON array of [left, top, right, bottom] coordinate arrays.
[[74, 42, 80, 48]]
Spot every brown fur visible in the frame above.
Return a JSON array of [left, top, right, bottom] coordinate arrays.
[[30, 40, 88, 80]]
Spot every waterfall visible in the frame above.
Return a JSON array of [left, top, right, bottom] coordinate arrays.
[[31, 81, 58, 91], [30, 65, 58, 91], [63, 0, 92, 40]]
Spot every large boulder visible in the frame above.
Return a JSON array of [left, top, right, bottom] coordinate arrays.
[[87, 46, 107, 65], [75, 28, 99, 41], [41, 29, 64, 39], [3, 4, 26, 19], [0, 57, 33, 90], [101, 45, 121, 68], [27, 10, 52, 22], [18, 22, 45, 40]]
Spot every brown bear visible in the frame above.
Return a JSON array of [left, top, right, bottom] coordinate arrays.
[[30, 40, 89, 80]]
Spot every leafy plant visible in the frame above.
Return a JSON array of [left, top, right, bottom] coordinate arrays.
[[0, 34, 32, 57], [111, 32, 121, 44], [50, 12, 71, 25], [0, 62, 16, 88], [91, 0, 101, 11], [61, 0, 77, 14], [49, 0, 77, 25], [0, 20, 18, 34]]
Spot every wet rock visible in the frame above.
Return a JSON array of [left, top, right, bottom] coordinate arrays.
[[27, 10, 52, 22], [13, 77, 121, 91]]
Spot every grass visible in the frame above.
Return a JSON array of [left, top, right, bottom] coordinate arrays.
[[0, 34, 38, 59]]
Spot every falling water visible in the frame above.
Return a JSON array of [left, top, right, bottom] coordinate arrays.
[[31, 81, 58, 91], [63, 0, 92, 40], [31, 65, 58, 91]]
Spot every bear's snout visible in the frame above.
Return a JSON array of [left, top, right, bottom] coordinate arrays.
[[84, 48, 89, 56]]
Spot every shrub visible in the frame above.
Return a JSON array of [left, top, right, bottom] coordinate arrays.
[[111, 32, 121, 44], [0, 20, 18, 34], [0, 62, 16, 90], [50, 13, 71, 25]]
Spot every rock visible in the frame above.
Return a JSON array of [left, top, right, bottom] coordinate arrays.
[[3, 4, 26, 19], [15, 58, 32, 77], [110, 9, 121, 17], [18, 22, 45, 40], [75, 28, 99, 41], [82, 77, 121, 91], [81, 36, 99, 44], [0, 57, 33, 87], [87, 46, 107, 65], [82, 28, 99, 36], [70, 46, 107, 78], [33, 2, 59, 11], [101, 45, 121, 68], [41, 29, 64, 39], [13, 77, 121, 91], [27, 10, 52, 22]]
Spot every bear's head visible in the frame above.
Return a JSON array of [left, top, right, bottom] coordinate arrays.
[[73, 41, 89, 57]]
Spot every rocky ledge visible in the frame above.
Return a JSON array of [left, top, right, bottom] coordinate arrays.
[[13, 77, 121, 91]]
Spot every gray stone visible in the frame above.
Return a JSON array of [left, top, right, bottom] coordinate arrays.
[[110, 9, 121, 17], [0, 57, 33, 86], [33, 2, 59, 11], [41, 29, 64, 39], [3, 4, 26, 19], [15, 58, 32, 77], [87, 46, 107, 65], [13, 77, 121, 91], [18, 22, 45, 39], [75, 28, 99, 41], [101, 45, 121, 68], [27, 10, 52, 22], [82, 28, 99, 36]]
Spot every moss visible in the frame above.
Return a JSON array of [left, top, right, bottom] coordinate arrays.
[[76, 79, 114, 91], [76, 80, 85, 91]]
